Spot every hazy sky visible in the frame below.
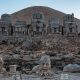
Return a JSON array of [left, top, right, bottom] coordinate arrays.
[[0, 0, 80, 19]]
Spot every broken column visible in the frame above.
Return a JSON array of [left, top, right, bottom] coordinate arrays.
[[0, 57, 4, 73], [9, 65, 17, 74], [0, 57, 8, 77]]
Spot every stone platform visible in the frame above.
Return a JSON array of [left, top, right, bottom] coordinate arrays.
[[0, 72, 80, 80]]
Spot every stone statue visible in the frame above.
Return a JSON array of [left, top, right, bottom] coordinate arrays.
[[32, 55, 52, 76]]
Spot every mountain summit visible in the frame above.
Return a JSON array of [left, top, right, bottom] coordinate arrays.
[[11, 6, 80, 32]]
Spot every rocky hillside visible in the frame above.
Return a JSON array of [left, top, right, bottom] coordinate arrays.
[[0, 35, 80, 55]]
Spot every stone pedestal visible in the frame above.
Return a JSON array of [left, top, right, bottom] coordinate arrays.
[[9, 65, 17, 74]]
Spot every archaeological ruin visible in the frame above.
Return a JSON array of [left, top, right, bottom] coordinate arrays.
[[0, 6, 80, 79]]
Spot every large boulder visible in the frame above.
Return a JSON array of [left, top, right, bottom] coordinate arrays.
[[63, 64, 80, 72]]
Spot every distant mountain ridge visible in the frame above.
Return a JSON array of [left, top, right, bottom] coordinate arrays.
[[11, 6, 80, 33]]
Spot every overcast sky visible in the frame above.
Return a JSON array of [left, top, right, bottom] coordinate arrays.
[[0, 0, 80, 19]]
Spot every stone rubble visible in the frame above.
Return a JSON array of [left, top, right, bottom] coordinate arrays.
[[0, 35, 79, 79]]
